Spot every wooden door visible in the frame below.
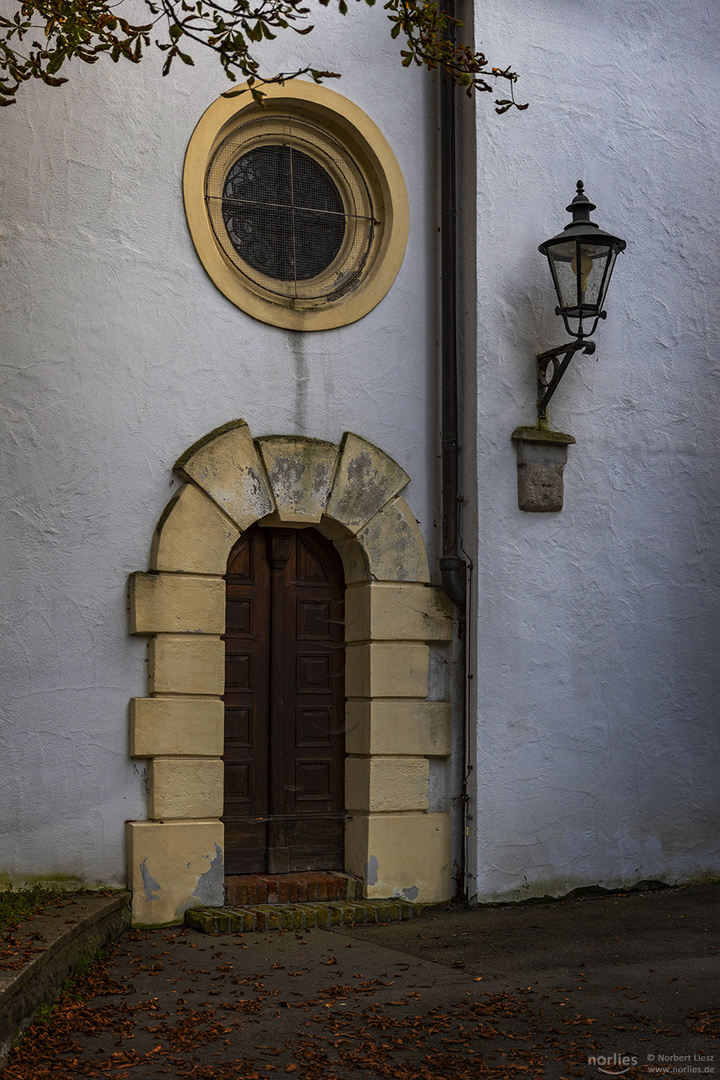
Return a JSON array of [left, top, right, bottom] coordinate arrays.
[[222, 525, 346, 874]]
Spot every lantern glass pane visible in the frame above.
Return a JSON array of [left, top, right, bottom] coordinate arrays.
[[578, 242, 611, 310], [594, 245, 619, 312], [546, 238, 618, 318], [546, 240, 579, 312]]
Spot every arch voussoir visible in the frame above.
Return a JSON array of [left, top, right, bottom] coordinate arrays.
[[151, 483, 242, 574], [325, 431, 410, 534], [255, 435, 338, 523], [357, 497, 431, 583], [174, 418, 275, 530]]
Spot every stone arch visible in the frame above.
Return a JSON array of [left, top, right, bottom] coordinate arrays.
[[127, 420, 453, 925]]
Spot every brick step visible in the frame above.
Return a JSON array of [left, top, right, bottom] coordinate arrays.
[[224, 871, 362, 907], [185, 899, 426, 935]]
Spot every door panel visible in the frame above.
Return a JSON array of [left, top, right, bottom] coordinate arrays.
[[223, 526, 272, 873], [223, 525, 345, 875]]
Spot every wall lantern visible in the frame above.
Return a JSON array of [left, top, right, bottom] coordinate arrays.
[[512, 181, 626, 512]]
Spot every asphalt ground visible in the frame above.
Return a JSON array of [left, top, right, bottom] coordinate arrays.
[[2, 883, 718, 1080]]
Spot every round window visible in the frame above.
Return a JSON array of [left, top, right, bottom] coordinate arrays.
[[220, 144, 347, 283], [184, 84, 409, 331]]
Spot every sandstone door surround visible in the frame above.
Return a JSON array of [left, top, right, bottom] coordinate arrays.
[[128, 420, 453, 925]]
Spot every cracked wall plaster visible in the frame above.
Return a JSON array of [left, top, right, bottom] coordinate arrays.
[[192, 844, 224, 906], [139, 858, 161, 903]]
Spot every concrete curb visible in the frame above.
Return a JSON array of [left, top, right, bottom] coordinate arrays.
[[185, 898, 427, 933], [0, 892, 131, 1068]]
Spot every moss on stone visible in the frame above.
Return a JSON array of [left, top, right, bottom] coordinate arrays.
[[174, 418, 248, 473], [154, 493, 181, 538], [0, 884, 64, 931]]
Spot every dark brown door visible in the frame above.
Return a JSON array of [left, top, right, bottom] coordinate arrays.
[[222, 525, 346, 874]]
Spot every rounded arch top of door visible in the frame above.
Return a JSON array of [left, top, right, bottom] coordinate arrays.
[[223, 523, 346, 875]]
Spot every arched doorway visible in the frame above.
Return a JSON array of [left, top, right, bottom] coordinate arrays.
[[223, 524, 346, 875], [128, 422, 453, 926]]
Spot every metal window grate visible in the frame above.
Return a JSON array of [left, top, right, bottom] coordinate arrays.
[[206, 117, 375, 302], [221, 145, 345, 282]]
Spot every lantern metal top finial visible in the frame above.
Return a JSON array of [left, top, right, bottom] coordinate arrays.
[[566, 180, 596, 220]]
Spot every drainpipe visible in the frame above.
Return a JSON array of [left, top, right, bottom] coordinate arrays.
[[438, 0, 470, 903], [438, 0, 466, 614]]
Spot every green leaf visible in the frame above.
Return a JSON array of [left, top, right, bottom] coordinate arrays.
[[0, 0, 524, 113], [46, 53, 64, 74]]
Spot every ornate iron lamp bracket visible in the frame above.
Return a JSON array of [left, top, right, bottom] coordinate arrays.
[[537, 338, 596, 426]]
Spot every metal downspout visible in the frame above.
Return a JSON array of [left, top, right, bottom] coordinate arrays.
[[439, 0, 466, 611], [438, 0, 470, 902]]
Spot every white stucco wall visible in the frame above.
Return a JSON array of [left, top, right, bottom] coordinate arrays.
[[0, 10, 438, 886], [2, 0, 717, 901], [467, 0, 720, 899]]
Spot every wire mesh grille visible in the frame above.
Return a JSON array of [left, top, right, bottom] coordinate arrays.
[[222, 145, 345, 282], [206, 117, 375, 302]]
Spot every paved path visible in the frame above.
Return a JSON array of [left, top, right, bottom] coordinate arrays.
[[3, 884, 718, 1080]]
